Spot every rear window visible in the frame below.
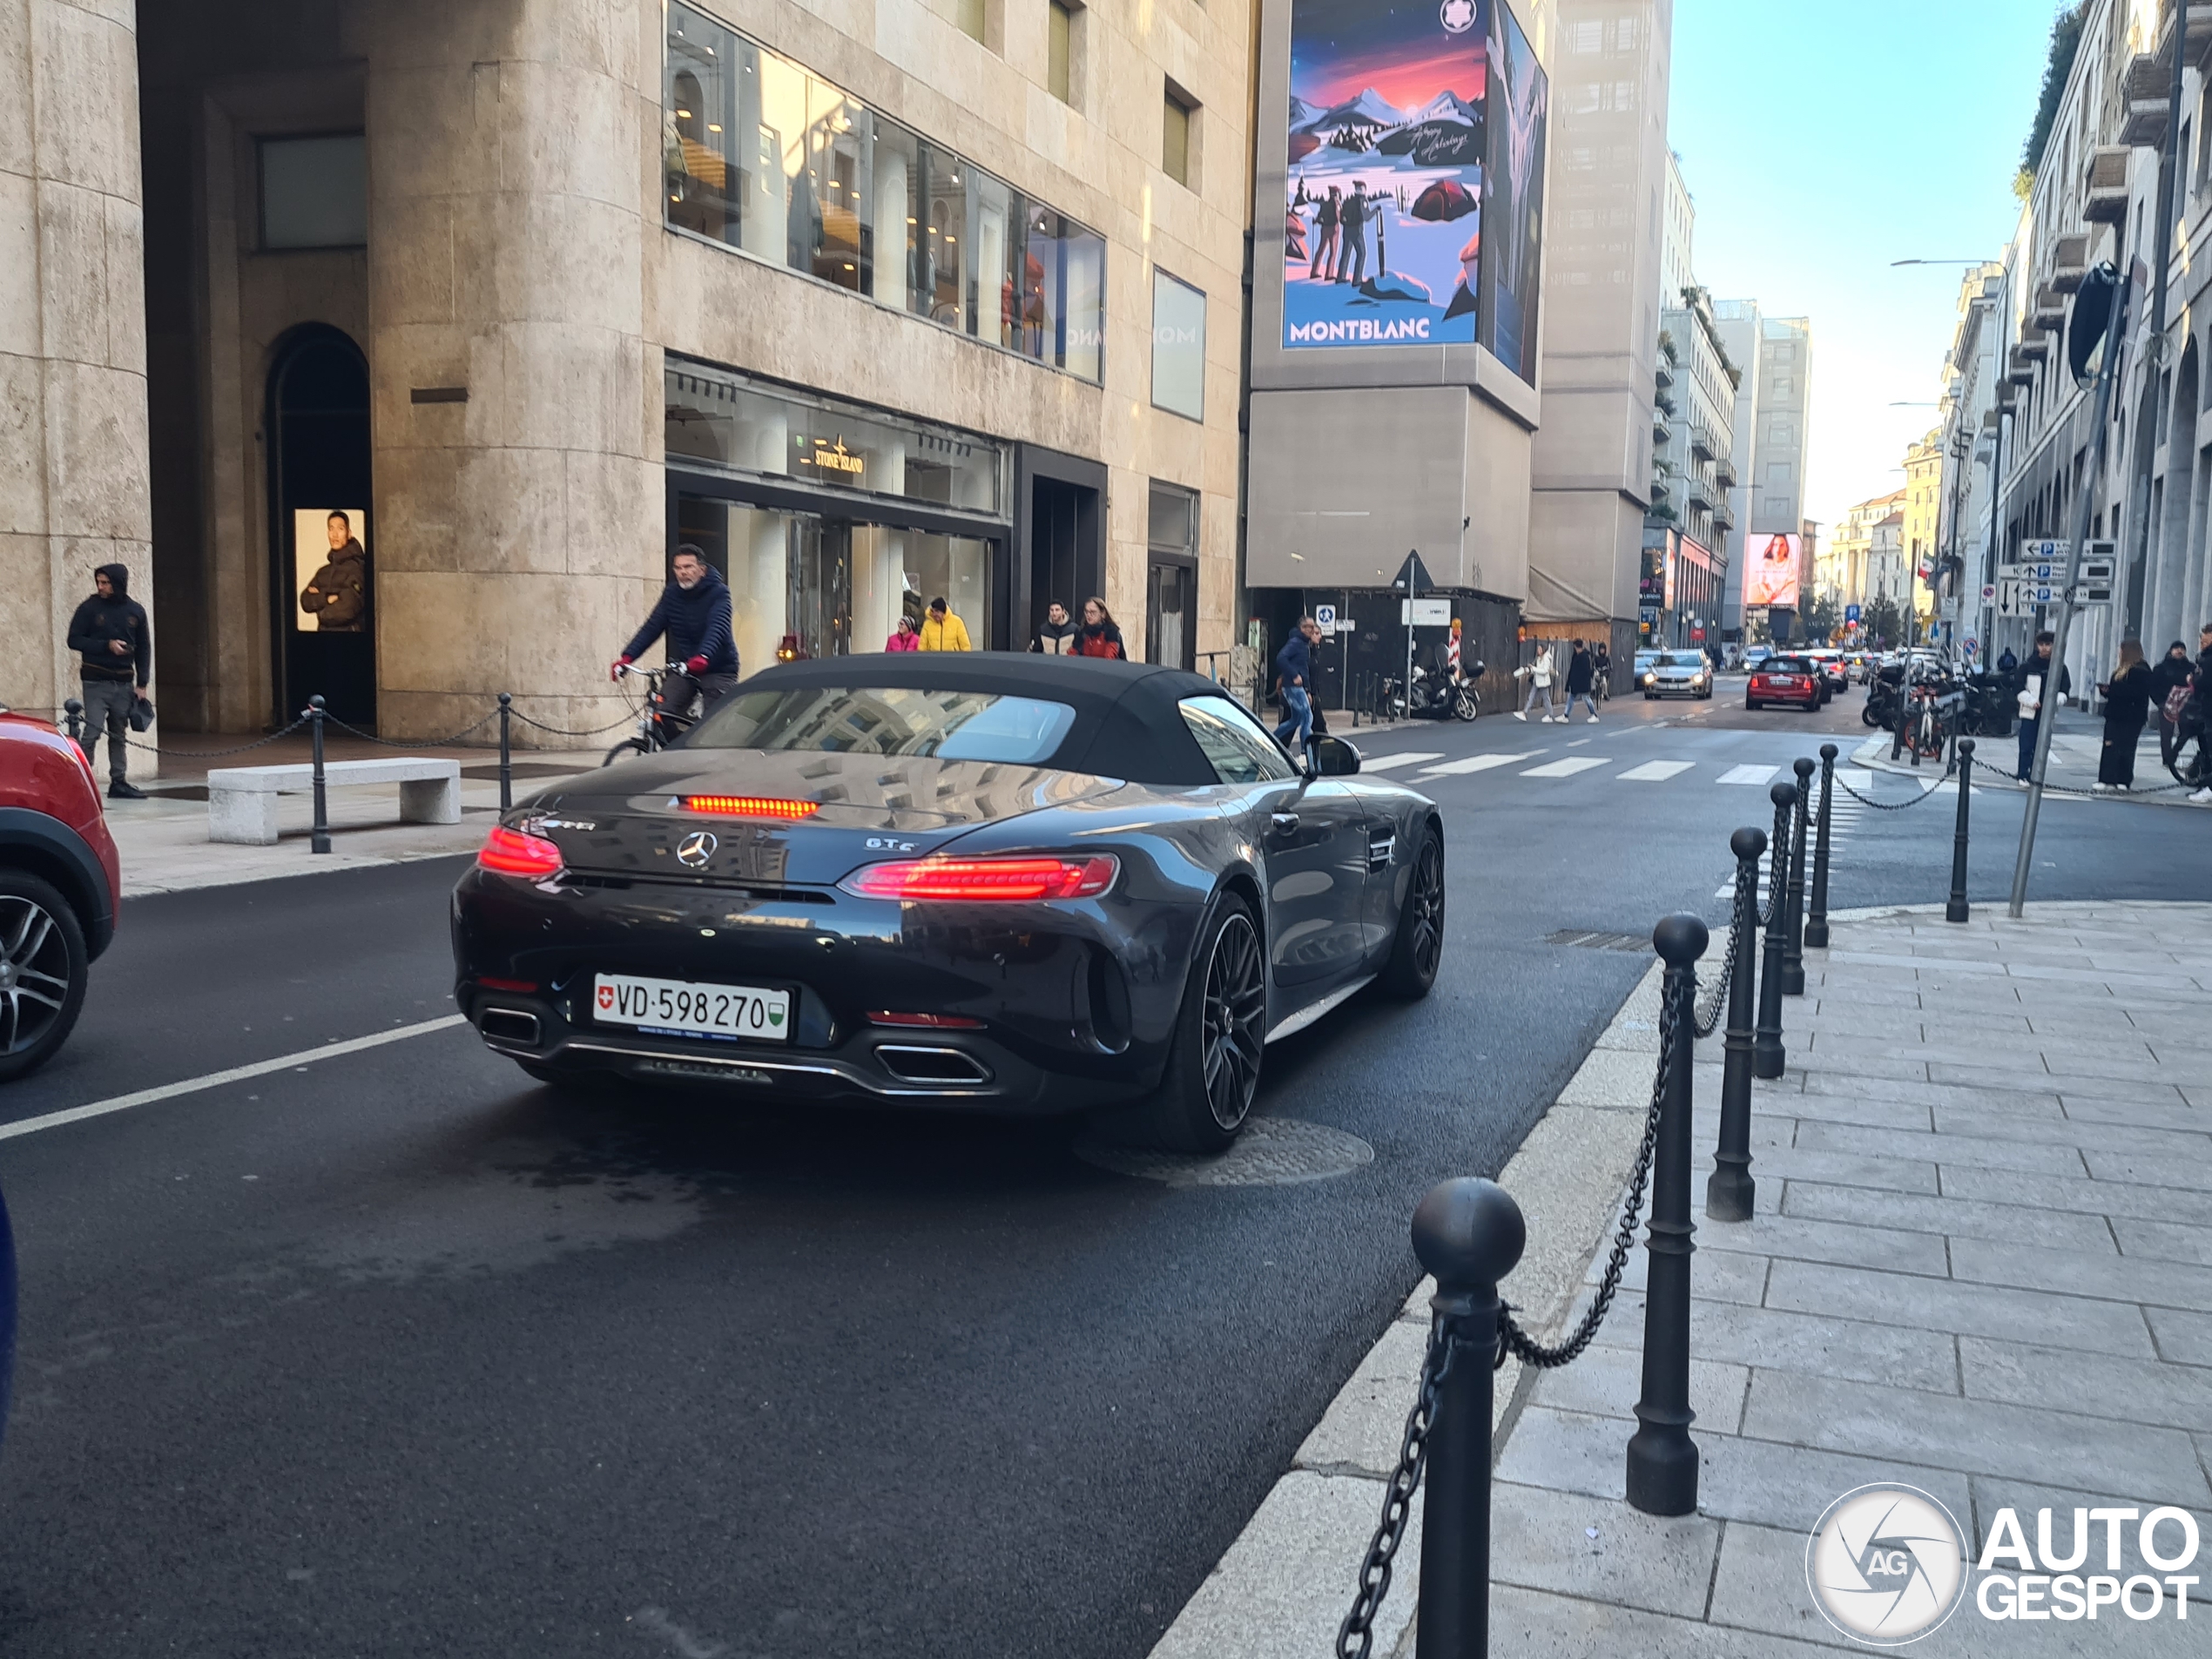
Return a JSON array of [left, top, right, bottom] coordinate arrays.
[[1764, 657, 1813, 674], [688, 686, 1078, 765]]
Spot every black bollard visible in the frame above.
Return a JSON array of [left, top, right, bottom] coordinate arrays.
[[1805, 744, 1837, 949], [1780, 759, 1812, 995], [307, 695, 331, 855], [1407, 1178, 1524, 1659], [1753, 780, 1792, 1079], [1708, 828, 1765, 1223], [63, 698, 84, 743], [498, 691, 514, 812], [1946, 738, 1975, 924], [1626, 914, 1706, 1517]]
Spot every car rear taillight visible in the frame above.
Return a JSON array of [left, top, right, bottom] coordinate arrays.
[[683, 795, 819, 820], [840, 854, 1121, 902], [477, 824, 565, 877]]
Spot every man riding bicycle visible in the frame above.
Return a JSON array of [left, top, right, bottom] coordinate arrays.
[[611, 544, 738, 731]]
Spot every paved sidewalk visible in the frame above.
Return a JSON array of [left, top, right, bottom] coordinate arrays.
[[98, 730, 602, 894], [1490, 900, 2212, 1654], [1152, 902, 2212, 1656], [1856, 708, 2205, 806]]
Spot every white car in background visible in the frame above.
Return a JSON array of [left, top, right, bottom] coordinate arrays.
[[1640, 650, 1714, 699]]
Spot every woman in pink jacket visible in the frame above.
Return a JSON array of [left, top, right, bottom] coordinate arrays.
[[885, 614, 921, 651]]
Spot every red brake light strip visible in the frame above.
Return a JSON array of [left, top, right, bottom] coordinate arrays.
[[683, 796, 819, 820]]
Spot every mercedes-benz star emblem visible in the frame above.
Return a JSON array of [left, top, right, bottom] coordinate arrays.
[[676, 830, 718, 870]]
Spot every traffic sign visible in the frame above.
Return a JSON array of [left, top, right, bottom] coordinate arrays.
[[2020, 539, 2069, 563], [1315, 603, 1337, 631], [1400, 597, 1451, 626], [1979, 583, 1997, 604], [1844, 604, 1861, 623], [1964, 637, 1979, 659]]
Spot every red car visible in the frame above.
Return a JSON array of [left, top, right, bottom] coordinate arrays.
[[0, 707, 122, 1081], [1746, 654, 1826, 711]]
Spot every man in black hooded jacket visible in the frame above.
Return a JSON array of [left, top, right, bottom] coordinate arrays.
[[64, 563, 152, 799], [613, 546, 739, 725]]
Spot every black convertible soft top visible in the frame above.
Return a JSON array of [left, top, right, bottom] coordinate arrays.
[[711, 654, 1253, 786]]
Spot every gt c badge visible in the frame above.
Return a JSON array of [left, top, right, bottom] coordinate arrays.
[[676, 830, 718, 870]]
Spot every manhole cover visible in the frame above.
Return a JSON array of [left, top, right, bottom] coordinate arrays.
[[1546, 928, 1651, 954], [1074, 1116, 1374, 1187]]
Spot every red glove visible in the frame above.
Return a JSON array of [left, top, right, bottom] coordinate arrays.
[[610, 655, 632, 683], [685, 655, 709, 675]]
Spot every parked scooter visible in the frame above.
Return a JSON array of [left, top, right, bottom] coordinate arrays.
[[1403, 659, 1483, 721]]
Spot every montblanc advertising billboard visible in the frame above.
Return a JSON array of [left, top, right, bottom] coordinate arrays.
[[1280, 0, 1546, 381]]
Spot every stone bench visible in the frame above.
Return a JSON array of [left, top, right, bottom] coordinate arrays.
[[206, 757, 462, 845]]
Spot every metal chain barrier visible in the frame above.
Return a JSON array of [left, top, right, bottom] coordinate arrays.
[[1495, 990, 1676, 1370], [508, 706, 645, 739], [1335, 1317, 1464, 1659], [322, 709, 500, 748], [1694, 860, 1752, 1038], [1831, 752, 1958, 811], [125, 718, 307, 759]]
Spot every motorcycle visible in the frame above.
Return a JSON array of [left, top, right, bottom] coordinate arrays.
[[1402, 659, 1483, 722], [1862, 664, 1905, 729]]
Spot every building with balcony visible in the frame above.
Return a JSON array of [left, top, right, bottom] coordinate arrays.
[[1643, 287, 1737, 646]]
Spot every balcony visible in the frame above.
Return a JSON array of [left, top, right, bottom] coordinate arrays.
[[1655, 361, 1676, 389], [2007, 345, 2039, 386], [1654, 389, 1678, 416], [1687, 481, 1716, 512], [2154, 4, 2212, 71], [2084, 145, 2132, 223], [1711, 502, 1734, 532], [2031, 283, 2067, 334], [1716, 458, 1737, 489], [1690, 432, 1716, 462], [2018, 334, 2049, 361], [2122, 53, 2170, 148], [2048, 232, 2089, 293], [1981, 408, 2002, 433]]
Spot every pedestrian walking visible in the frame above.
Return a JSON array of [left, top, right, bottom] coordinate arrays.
[[2093, 639, 2154, 792], [2182, 623, 2212, 802], [1273, 615, 1322, 755], [1514, 643, 1557, 721], [2011, 630, 2072, 784], [1028, 602, 1077, 654], [64, 563, 152, 799], [885, 615, 921, 651], [1075, 597, 1124, 658], [2153, 639, 2194, 769], [1594, 643, 1612, 700], [919, 597, 973, 651], [1561, 638, 1600, 723]]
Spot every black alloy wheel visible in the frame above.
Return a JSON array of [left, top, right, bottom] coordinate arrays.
[[1147, 898, 1266, 1152], [1453, 685, 1480, 721], [1379, 826, 1444, 999], [0, 873, 89, 1082]]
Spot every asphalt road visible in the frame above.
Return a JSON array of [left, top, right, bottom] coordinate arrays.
[[2, 678, 2204, 1656]]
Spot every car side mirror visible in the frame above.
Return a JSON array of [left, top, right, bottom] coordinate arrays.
[[1312, 736, 1362, 777]]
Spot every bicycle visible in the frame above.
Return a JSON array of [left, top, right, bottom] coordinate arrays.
[[603, 662, 701, 765]]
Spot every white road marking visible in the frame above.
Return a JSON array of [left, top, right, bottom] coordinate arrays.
[[0, 1015, 469, 1143], [1519, 757, 1610, 779], [1358, 752, 1444, 772], [1418, 751, 1544, 777], [1616, 760, 1696, 782], [1717, 764, 1781, 786]]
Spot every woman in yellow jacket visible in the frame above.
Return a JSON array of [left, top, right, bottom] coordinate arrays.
[[918, 597, 973, 651]]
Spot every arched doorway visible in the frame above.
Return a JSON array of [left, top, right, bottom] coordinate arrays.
[[266, 326, 374, 727]]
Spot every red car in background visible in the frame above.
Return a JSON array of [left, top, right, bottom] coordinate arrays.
[[1746, 654, 1827, 712], [0, 707, 121, 1081]]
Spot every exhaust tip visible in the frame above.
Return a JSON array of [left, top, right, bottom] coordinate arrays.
[[480, 1007, 541, 1046], [875, 1045, 993, 1086]]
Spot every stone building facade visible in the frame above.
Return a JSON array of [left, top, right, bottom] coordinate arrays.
[[3, 0, 1251, 741]]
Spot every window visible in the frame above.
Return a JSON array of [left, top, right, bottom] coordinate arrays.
[[260, 135, 366, 249], [664, 3, 1104, 383], [1146, 482, 1198, 671], [1150, 269, 1206, 421], [956, 0, 988, 45], [695, 686, 1076, 764], [1163, 83, 1195, 188], [1180, 698, 1298, 783], [1049, 1, 1074, 105]]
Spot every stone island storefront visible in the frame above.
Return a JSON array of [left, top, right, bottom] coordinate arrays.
[[664, 360, 1012, 664]]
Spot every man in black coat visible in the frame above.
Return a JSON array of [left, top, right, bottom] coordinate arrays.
[[613, 546, 739, 726], [64, 563, 152, 799], [2012, 630, 2072, 784]]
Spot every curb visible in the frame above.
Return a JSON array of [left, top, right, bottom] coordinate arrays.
[[1146, 964, 1667, 1659]]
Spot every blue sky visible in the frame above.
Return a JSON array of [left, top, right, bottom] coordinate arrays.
[[1666, 0, 2061, 536]]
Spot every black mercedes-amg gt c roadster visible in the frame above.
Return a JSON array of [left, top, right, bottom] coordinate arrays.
[[451, 655, 1444, 1150]]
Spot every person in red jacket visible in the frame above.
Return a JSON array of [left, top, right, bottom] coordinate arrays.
[[1076, 597, 1124, 658]]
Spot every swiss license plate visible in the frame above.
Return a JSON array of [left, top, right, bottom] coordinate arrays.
[[591, 973, 791, 1042]]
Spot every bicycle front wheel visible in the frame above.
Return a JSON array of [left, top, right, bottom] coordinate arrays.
[[603, 736, 651, 767]]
